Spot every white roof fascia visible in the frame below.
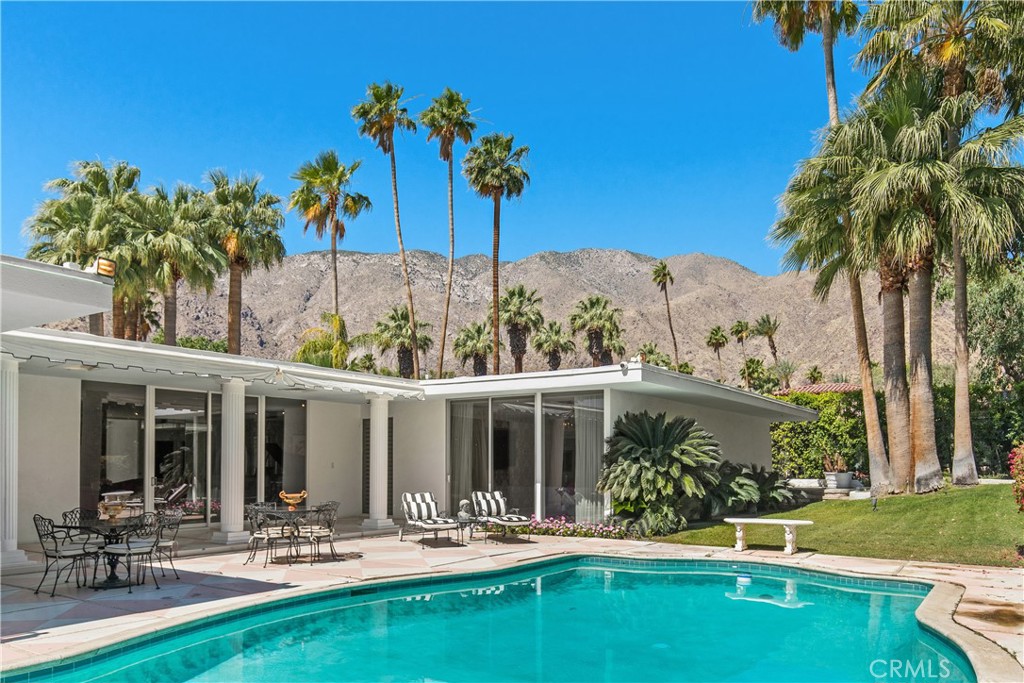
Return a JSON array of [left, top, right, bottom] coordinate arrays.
[[0, 328, 423, 400], [0, 255, 113, 332]]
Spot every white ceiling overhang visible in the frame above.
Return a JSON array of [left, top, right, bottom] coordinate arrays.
[[0, 256, 114, 332]]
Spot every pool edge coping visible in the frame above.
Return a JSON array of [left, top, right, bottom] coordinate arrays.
[[1, 549, 1020, 683]]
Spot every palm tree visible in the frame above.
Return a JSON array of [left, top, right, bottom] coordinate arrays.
[[730, 320, 752, 360], [774, 359, 798, 390], [352, 82, 421, 377], [636, 342, 672, 368], [462, 133, 531, 374], [38, 160, 142, 336], [706, 326, 729, 382], [531, 321, 576, 371], [858, 1, 1021, 486], [420, 88, 477, 377], [348, 353, 378, 374], [289, 151, 372, 321], [740, 357, 768, 391], [651, 260, 679, 365], [753, 0, 860, 125], [205, 170, 285, 355], [569, 295, 621, 367], [453, 322, 493, 377], [497, 284, 544, 373], [293, 312, 351, 369], [354, 305, 434, 379], [806, 365, 824, 385], [753, 314, 781, 365], [124, 184, 223, 346], [601, 321, 627, 366]]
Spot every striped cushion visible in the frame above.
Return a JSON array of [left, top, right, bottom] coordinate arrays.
[[472, 491, 509, 517], [403, 492, 439, 521], [419, 518, 457, 528]]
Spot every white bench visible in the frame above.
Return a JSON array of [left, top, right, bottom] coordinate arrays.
[[723, 517, 814, 555]]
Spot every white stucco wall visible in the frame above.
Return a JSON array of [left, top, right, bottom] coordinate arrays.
[[608, 389, 773, 468], [305, 401, 363, 516], [389, 399, 446, 512], [19, 374, 81, 543]]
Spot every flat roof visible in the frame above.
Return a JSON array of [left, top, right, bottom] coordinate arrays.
[[0, 255, 113, 332]]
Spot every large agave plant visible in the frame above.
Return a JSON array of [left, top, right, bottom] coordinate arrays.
[[597, 411, 722, 536]]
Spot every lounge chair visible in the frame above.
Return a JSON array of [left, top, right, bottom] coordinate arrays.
[[154, 482, 190, 510], [471, 491, 532, 542], [399, 492, 459, 543]]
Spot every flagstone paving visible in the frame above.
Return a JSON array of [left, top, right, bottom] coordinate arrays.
[[1, 535, 1021, 675]]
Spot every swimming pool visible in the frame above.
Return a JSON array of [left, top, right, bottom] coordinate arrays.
[[4, 556, 975, 682]]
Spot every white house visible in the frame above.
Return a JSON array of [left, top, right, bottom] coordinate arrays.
[[0, 256, 815, 567]]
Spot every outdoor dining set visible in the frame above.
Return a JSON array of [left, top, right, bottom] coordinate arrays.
[[243, 500, 340, 567]]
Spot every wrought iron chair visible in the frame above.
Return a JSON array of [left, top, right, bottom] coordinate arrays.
[[297, 501, 340, 562], [155, 509, 184, 579], [60, 507, 105, 550], [471, 491, 532, 542], [399, 492, 459, 543], [102, 512, 161, 593], [33, 514, 99, 597]]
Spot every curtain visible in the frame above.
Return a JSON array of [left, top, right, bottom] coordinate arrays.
[[450, 401, 476, 512], [574, 394, 604, 523]]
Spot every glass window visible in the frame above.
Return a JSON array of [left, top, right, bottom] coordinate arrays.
[[265, 398, 306, 501], [542, 392, 604, 523], [80, 381, 145, 511], [492, 396, 535, 512], [154, 389, 209, 522], [449, 399, 489, 512]]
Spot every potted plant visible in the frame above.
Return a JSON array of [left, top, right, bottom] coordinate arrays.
[[822, 453, 853, 489]]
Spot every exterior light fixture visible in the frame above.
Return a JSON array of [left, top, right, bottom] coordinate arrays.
[[85, 257, 116, 278]]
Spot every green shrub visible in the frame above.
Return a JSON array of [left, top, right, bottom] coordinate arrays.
[[770, 392, 869, 478]]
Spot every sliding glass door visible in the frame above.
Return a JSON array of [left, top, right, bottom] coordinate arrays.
[[154, 389, 209, 522]]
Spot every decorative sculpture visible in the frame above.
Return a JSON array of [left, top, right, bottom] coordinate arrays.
[[279, 489, 308, 511]]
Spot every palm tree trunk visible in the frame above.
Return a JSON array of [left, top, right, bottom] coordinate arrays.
[[330, 224, 340, 324], [588, 329, 603, 367], [473, 355, 487, 377], [88, 313, 105, 336], [227, 260, 243, 355], [437, 157, 456, 377], [112, 294, 125, 339], [389, 148, 420, 378], [849, 272, 890, 493], [663, 288, 679, 365], [491, 193, 501, 375], [881, 268, 912, 493], [163, 279, 178, 346], [547, 351, 561, 372], [907, 257, 943, 493], [767, 338, 779, 365], [821, 8, 840, 127], [716, 350, 724, 383], [951, 232, 977, 485], [124, 301, 138, 342]]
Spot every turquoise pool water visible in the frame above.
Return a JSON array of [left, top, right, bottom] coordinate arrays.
[[10, 557, 974, 682]]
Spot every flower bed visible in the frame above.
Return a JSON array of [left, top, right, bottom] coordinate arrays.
[[485, 516, 629, 539]]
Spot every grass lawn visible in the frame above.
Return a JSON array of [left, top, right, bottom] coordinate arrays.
[[661, 484, 1024, 567]]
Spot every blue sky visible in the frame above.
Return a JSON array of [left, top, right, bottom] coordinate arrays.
[[1, 1, 868, 275]]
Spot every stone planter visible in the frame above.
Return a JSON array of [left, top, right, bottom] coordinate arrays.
[[824, 472, 853, 489], [787, 478, 824, 489]]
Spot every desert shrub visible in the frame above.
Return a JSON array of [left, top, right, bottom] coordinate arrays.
[[598, 411, 722, 536]]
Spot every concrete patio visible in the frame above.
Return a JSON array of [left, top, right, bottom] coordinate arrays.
[[1, 534, 1021, 679]]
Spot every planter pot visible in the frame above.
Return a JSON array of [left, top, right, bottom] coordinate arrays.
[[788, 478, 825, 489], [824, 472, 853, 489]]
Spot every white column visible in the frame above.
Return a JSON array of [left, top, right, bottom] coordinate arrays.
[[533, 392, 543, 521], [602, 388, 613, 519], [1, 358, 33, 568], [363, 395, 396, 530], [213, 378, 249, 544]]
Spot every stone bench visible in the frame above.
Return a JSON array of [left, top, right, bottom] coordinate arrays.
[[723, 517, 814, 555]]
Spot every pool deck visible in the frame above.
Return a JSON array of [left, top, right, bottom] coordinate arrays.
[[1, 534, 1021, 680]]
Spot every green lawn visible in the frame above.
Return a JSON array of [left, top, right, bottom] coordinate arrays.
[[661, 484, 1024, 567]]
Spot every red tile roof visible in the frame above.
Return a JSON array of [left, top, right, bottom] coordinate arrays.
[[774, 382, 861, 396]]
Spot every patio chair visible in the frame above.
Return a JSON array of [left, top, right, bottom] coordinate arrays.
[[155, 509, 184, 579], [102, 512, 161, 593], [60, 507, 105, 550], [250, 510, 297, 567], [399, 492, 459, 543], [471, 491, 532, 542], [33, 514, 100, 597], [297, 501, 340, 562], [154, 482, 190, 511]]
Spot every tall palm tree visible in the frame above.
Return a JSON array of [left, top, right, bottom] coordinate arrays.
[[462, 133, 531, 374], [740, 357, 768, 391], [39, 160, 142, 336], [753, 314, 781, 365], [352, 82, 421, 377], [293, 312, 351, 369], [124, 184, 223, 346], [420, 88, 477, 377], [569, 295, 621, 367], [600, 320, 626, 366], [753, 0, 861, 124], [730, 320, 752, 360], [353, 305, 434, 379], [706, 326, 729, 382], [651, 260, 679, 365], [497, 284, 544, 373], [453, 322, 493, 377], [205, 170, 285, 355], [289, 151, 372, 322], [858, 1, 1021, 486], [531, 321, 576, 371]]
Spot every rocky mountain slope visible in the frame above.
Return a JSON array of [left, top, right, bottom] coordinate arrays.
[[59, 249, 957, 382]]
